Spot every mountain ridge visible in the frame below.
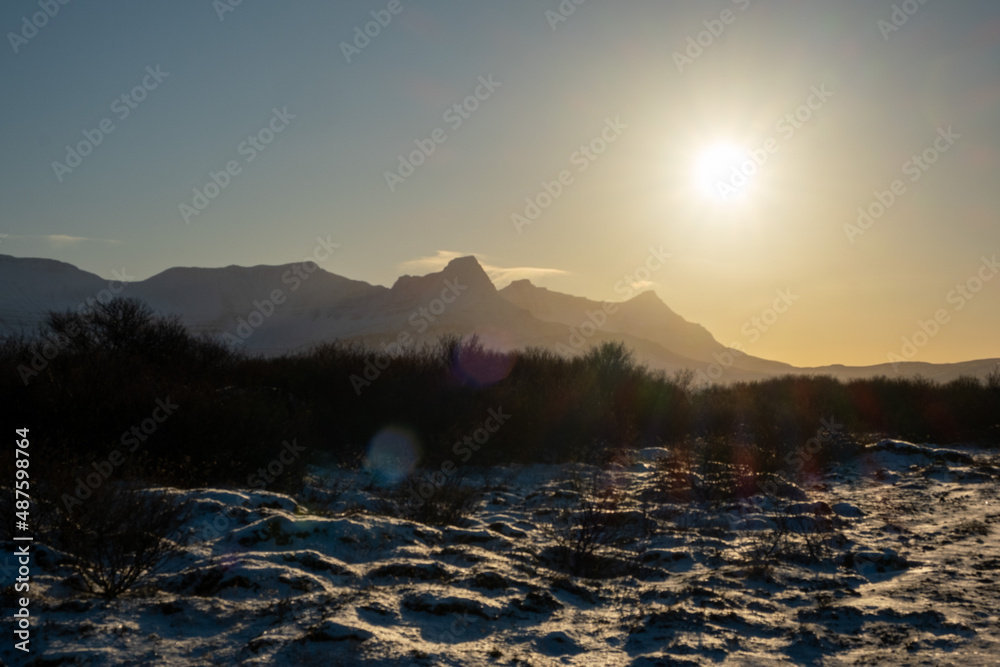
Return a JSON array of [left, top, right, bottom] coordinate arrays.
[[0, 253, 996, 383]]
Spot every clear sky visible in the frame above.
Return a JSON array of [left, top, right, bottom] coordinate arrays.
[[1, 0, 998, 367]]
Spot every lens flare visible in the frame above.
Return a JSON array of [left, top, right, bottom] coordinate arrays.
[[450, 336, 515, 387], [363, 426, 421, 486]]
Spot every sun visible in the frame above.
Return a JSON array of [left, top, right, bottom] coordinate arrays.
[[694, 142, 752, 203]]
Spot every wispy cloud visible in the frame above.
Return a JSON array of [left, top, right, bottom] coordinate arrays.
[[6, 234, 123, 247], [399, 250, 569, 288], [485, 264, 568, 288], [398, 250, 467, 274]]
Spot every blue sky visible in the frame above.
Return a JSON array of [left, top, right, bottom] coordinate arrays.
[[2, 0, 999, 365]]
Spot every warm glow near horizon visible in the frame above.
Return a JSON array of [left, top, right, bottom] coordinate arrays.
[[1, 1, 998, 368]]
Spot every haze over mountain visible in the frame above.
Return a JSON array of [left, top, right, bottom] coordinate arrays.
[[1, 253, 996, 384]]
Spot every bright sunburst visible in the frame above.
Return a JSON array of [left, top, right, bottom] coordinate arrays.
[[695, 142, 753, 203]]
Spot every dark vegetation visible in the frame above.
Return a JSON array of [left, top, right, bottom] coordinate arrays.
[[0, 297, 997, 597], [1, 297, 998, 497], [42, 482, 190, 598]]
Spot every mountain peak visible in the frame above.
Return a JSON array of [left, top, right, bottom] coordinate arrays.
[[441, 255, 496, 292], [389, 255, 496, 303], [443, 255, 483, 271], [438, 255, 495, 292], [630, 290, 663, 304], [0, 253, 100, 276], [505, 278, 543, 292]]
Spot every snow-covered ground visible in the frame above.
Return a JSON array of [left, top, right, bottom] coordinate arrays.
[[6, 440, 1000, 666]]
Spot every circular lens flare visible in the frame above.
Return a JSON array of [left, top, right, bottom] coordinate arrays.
[[363, 426, 421, 486]]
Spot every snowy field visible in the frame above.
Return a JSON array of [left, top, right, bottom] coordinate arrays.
[[5, 440, 1000, 666]]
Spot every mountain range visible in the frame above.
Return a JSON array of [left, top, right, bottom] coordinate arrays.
[[1, 253, 996, 384]]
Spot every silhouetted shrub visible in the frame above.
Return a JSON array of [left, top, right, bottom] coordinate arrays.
[[41, 297, 194, 363], [375, 471, 482, 527], [1, 299, 997, 500], [542, 470, 631, 578], [44, 483, 189, 598]]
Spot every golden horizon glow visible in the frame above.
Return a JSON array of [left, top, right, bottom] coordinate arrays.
[[2, 3, 997, 368]]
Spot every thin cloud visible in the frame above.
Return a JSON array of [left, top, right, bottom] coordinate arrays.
[[485, 265, 568, 288], [8, 234, 123, 247], [398, 250, 467, 274], [399, 250, 569, 288], [48, 235, 91, 247]]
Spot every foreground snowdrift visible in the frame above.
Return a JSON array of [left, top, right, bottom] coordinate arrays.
[[4, 440, 999, 666]]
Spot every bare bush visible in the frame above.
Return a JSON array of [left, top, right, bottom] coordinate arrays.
[[377, 471, 482, 527], [735, 496, 836, 579], [655, 443, 761, 504], [542, 470, 629, 577], [988, 365, 1000, 392], [45, 483, 189, 598]]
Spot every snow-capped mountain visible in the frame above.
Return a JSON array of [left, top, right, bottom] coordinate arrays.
[[1, 253, 996, 383]]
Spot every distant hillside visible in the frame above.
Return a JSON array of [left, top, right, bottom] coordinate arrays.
[[1, 253, 997, 383]]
